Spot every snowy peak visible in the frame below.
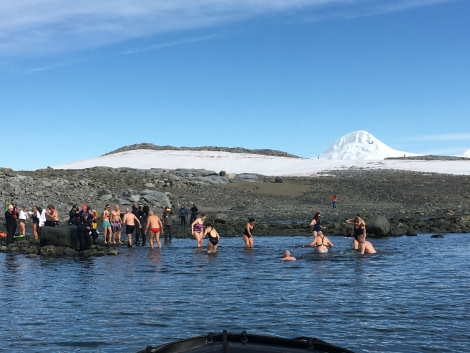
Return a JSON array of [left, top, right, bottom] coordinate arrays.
[[460, 148, 470, 158], [319, 130, 410, 160]]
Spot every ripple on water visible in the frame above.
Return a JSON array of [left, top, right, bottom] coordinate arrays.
[[0, 234, 469, 352]]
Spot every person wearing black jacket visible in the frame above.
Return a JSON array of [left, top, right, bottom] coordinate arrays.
[[68, 205, 80, 225], [5, 204, 19, 245], [135, 205, 147, 246], [77, 211, 92, 251], [190, 204, 198, 224]]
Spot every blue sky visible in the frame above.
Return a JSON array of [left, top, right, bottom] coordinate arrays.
[[1, 0, 469, 170]]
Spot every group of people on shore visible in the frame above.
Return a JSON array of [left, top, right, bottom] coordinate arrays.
[[3, 201, 59, 245], [4, 199, 376, 258]]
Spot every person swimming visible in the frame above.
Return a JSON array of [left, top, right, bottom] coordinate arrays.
[[281, 249, 296, 261]]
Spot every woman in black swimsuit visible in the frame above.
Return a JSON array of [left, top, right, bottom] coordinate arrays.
[[345, 214, 366, 250], [203, 222, 220, 253], [243, 218, 256, 248]]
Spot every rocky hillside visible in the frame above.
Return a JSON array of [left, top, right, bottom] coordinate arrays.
[[103, 143, 300, 158], [1, 166, 470, 237]]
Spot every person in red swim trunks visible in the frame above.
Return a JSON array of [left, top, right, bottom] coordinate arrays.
[[145, 210, 163, 249]]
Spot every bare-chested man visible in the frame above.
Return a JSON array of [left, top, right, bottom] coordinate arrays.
[[101, 204, 112, 244], [110, 204, 123, 244], [145, 210, 163, 249], [122, 208, 142, 247], [45, 204, 59, 227], [358, 234, 376, 254]]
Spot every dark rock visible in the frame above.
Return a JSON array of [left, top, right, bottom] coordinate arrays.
[[431, 234, 444, 238], [366, 215, 391, 237], [40, 226, 80, 251]]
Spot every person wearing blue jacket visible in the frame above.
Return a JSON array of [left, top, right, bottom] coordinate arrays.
[[178, 204, 188, 227]]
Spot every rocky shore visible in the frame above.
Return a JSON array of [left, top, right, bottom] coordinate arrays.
[[1, 162, 470, 255]]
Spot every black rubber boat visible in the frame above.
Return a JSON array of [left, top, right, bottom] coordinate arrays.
[[137, 330, 354, 353]]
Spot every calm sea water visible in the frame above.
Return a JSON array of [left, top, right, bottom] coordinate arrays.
[[0, 234, 469, 353]]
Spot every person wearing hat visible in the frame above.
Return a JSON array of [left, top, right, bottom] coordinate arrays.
[[5, 204, 19, 245], [162, 206, 174, 242]]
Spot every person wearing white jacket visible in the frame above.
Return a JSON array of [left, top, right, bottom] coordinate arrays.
[[18, 206, 29, 236]]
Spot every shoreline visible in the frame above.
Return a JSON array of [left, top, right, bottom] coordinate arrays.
[[1, 167, 470, 242]]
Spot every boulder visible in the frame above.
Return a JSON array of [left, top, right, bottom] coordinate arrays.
[[201, 176, 229, 184], [140, 189, 170, 207], [390, 222, 409, 236], [40, 226, 80, 251], [233, 174, 261, 182], [367, 215, 390, 237], [213, 213, 228, 224]]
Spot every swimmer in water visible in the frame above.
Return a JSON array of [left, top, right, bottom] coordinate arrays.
[[358, 234, 376, 254], [310, 232, 334, 254], [281, 249, 296, 261]]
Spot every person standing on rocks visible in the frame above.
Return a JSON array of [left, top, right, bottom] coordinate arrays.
[[145, 210, 163, 249], [5, 204, 18, 245], [45, 204, 59, 227], [77, 211, 92, 251], [90, 209, 99, 244], [68, 205, 80, 225], [331, 195, 338, 208], [110, 204, 123, 244], [122, 208, 142, 247], [101, 205, 112, 244], [162, 206, 173, 242], [18, 206, 29, 236], [191, 213, 206, 248], [38, 206, 46, 232], [190, 204, 198, 224], [346, 214, 367, 250], [31, 205, 40, 240], [143, 204, 150, 218], [242, 218, 256, 248], [178, 204, 188, 227], [134, 205, 145, 246]]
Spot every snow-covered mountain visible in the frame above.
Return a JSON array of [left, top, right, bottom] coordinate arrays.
[[319, 130, 414, 160], [460, 149, 470, 158], [51, 131, 470, 176]]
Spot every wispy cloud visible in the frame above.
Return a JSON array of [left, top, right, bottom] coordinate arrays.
[[0, 0, 454, 58], [119, 34, 221, 55]]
